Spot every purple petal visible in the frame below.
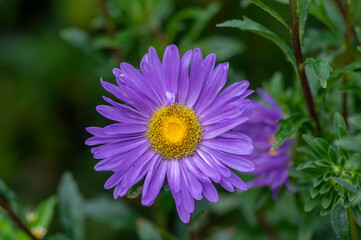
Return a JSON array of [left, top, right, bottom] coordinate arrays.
[[180, 161, 203, 200], [140, 50, 166, 104], [197, 148, 232, 178], [201, 99, 252, 125], [203, 116, 249, 139], [167, 159, 181, 193], [202, 183, 218, 202], [200, 145, 254, 173], [199, 81, 251, 116], [141, 159, 167, 206], [227, 172, 247, 191], [192, 153, 221, 183], [103, 123, 147, 135], [162, 45, 180, 104], [102, 96, 147, 121], [100, 79, 155, 116], [177, 50, 192, 104], [94, 142, 149, 171], [93, 137, 147, 159], [183, 157, 212, 184], [185, 48, 205, 107], [176, 204, 191, 223], [220, 178, 234, 192], [119, 62, 162, 106], [120, 149, 156, 189], [202, 138, 254, 156], [180, 181, 194, 213], [194, 62, 227, 113], [257, 88, 282, 113]]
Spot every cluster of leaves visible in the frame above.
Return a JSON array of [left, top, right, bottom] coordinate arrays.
[[296, 113, 361, 214], [218, 0, 361, 239], [0, 172, 148, 240], [60, 0, 244, 66]]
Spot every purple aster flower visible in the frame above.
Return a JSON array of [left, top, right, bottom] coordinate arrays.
[[86, 45, 254, 223], [235, 89, 293, 199]]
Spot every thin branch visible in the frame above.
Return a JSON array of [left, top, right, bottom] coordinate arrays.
[[289, 0, 322, 132], [0, 196, 38, 240], [98, 0, 124, 63], [255, 209, 282, 240], [347, 208, 360, 240], [335, 0, 361, 46], [342, 0, 352, 125], [187, 219, 197, 240]]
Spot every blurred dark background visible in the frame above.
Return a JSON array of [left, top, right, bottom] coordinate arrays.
[[0, 0, 329, 239]]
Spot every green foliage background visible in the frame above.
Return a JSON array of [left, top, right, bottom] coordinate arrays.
[[0, 0, 360, 239]]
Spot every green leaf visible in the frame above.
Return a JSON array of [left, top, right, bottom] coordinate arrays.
[[315, 160, 332, 168], [314, 138, 330, 157], [331, 199, 350, 240], [313, 176, 323, 187], [352, 207, 361, 227], [323, 172, 332, 181], [248, 0, 289, 30], [303, 29, 342, 53], [346, 154, 361, 169], [336, 136, 361, 152], [299, 0, 311, 44], [322, 194, 333, 209], [33, 195, 57, 230], [303, 134, 325, 157], [217, 17, 297, 71], [168, 2, 220, 47], [338, 127, 350, 139], [334, 113, 347, 133], [197, 36, 244, 61], [305, 196, 319, 212], [85, 196, 138, 230], [311, 187, 320, 198], [305, 58, 332, 88], [136, 218, 162, 240], [331, 177, 360, 194], [328, 146, 338, 165], [297, 161, 318, 170], [0, 179, 18, 210], [353, 193, 361, 206], [297, 216, 314, 240], [357, 46, 361, 53], [328, 60, 361, 88], [349, 114, 361, 130], [309, 0, 342, 36], [58, 172, 85, 240], [274, 0, 289, 4], [48, 234, 70, 240], [320, 184, 331, 194], [272, 113, 304, 149], [321, 207, 332, 216]]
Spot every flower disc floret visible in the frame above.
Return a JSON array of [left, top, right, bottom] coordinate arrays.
[[146, 104, 202, 160]]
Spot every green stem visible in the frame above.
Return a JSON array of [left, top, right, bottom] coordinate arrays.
[[98, 0, 124, 63], [335, 0, 360, 45], [347, 208, 359, 240], [254, 209, 282, 240], [288, 0, 322, 133], [187, 219, 197, 240], [0, 196, 38, 240], [342, 0, 352, 126]]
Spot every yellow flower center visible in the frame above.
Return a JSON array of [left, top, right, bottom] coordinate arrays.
[[32, 226, 46, 239], [267, 135, 279, 156], [146, 104, 202, 159], [268, 149, 279, 156]]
